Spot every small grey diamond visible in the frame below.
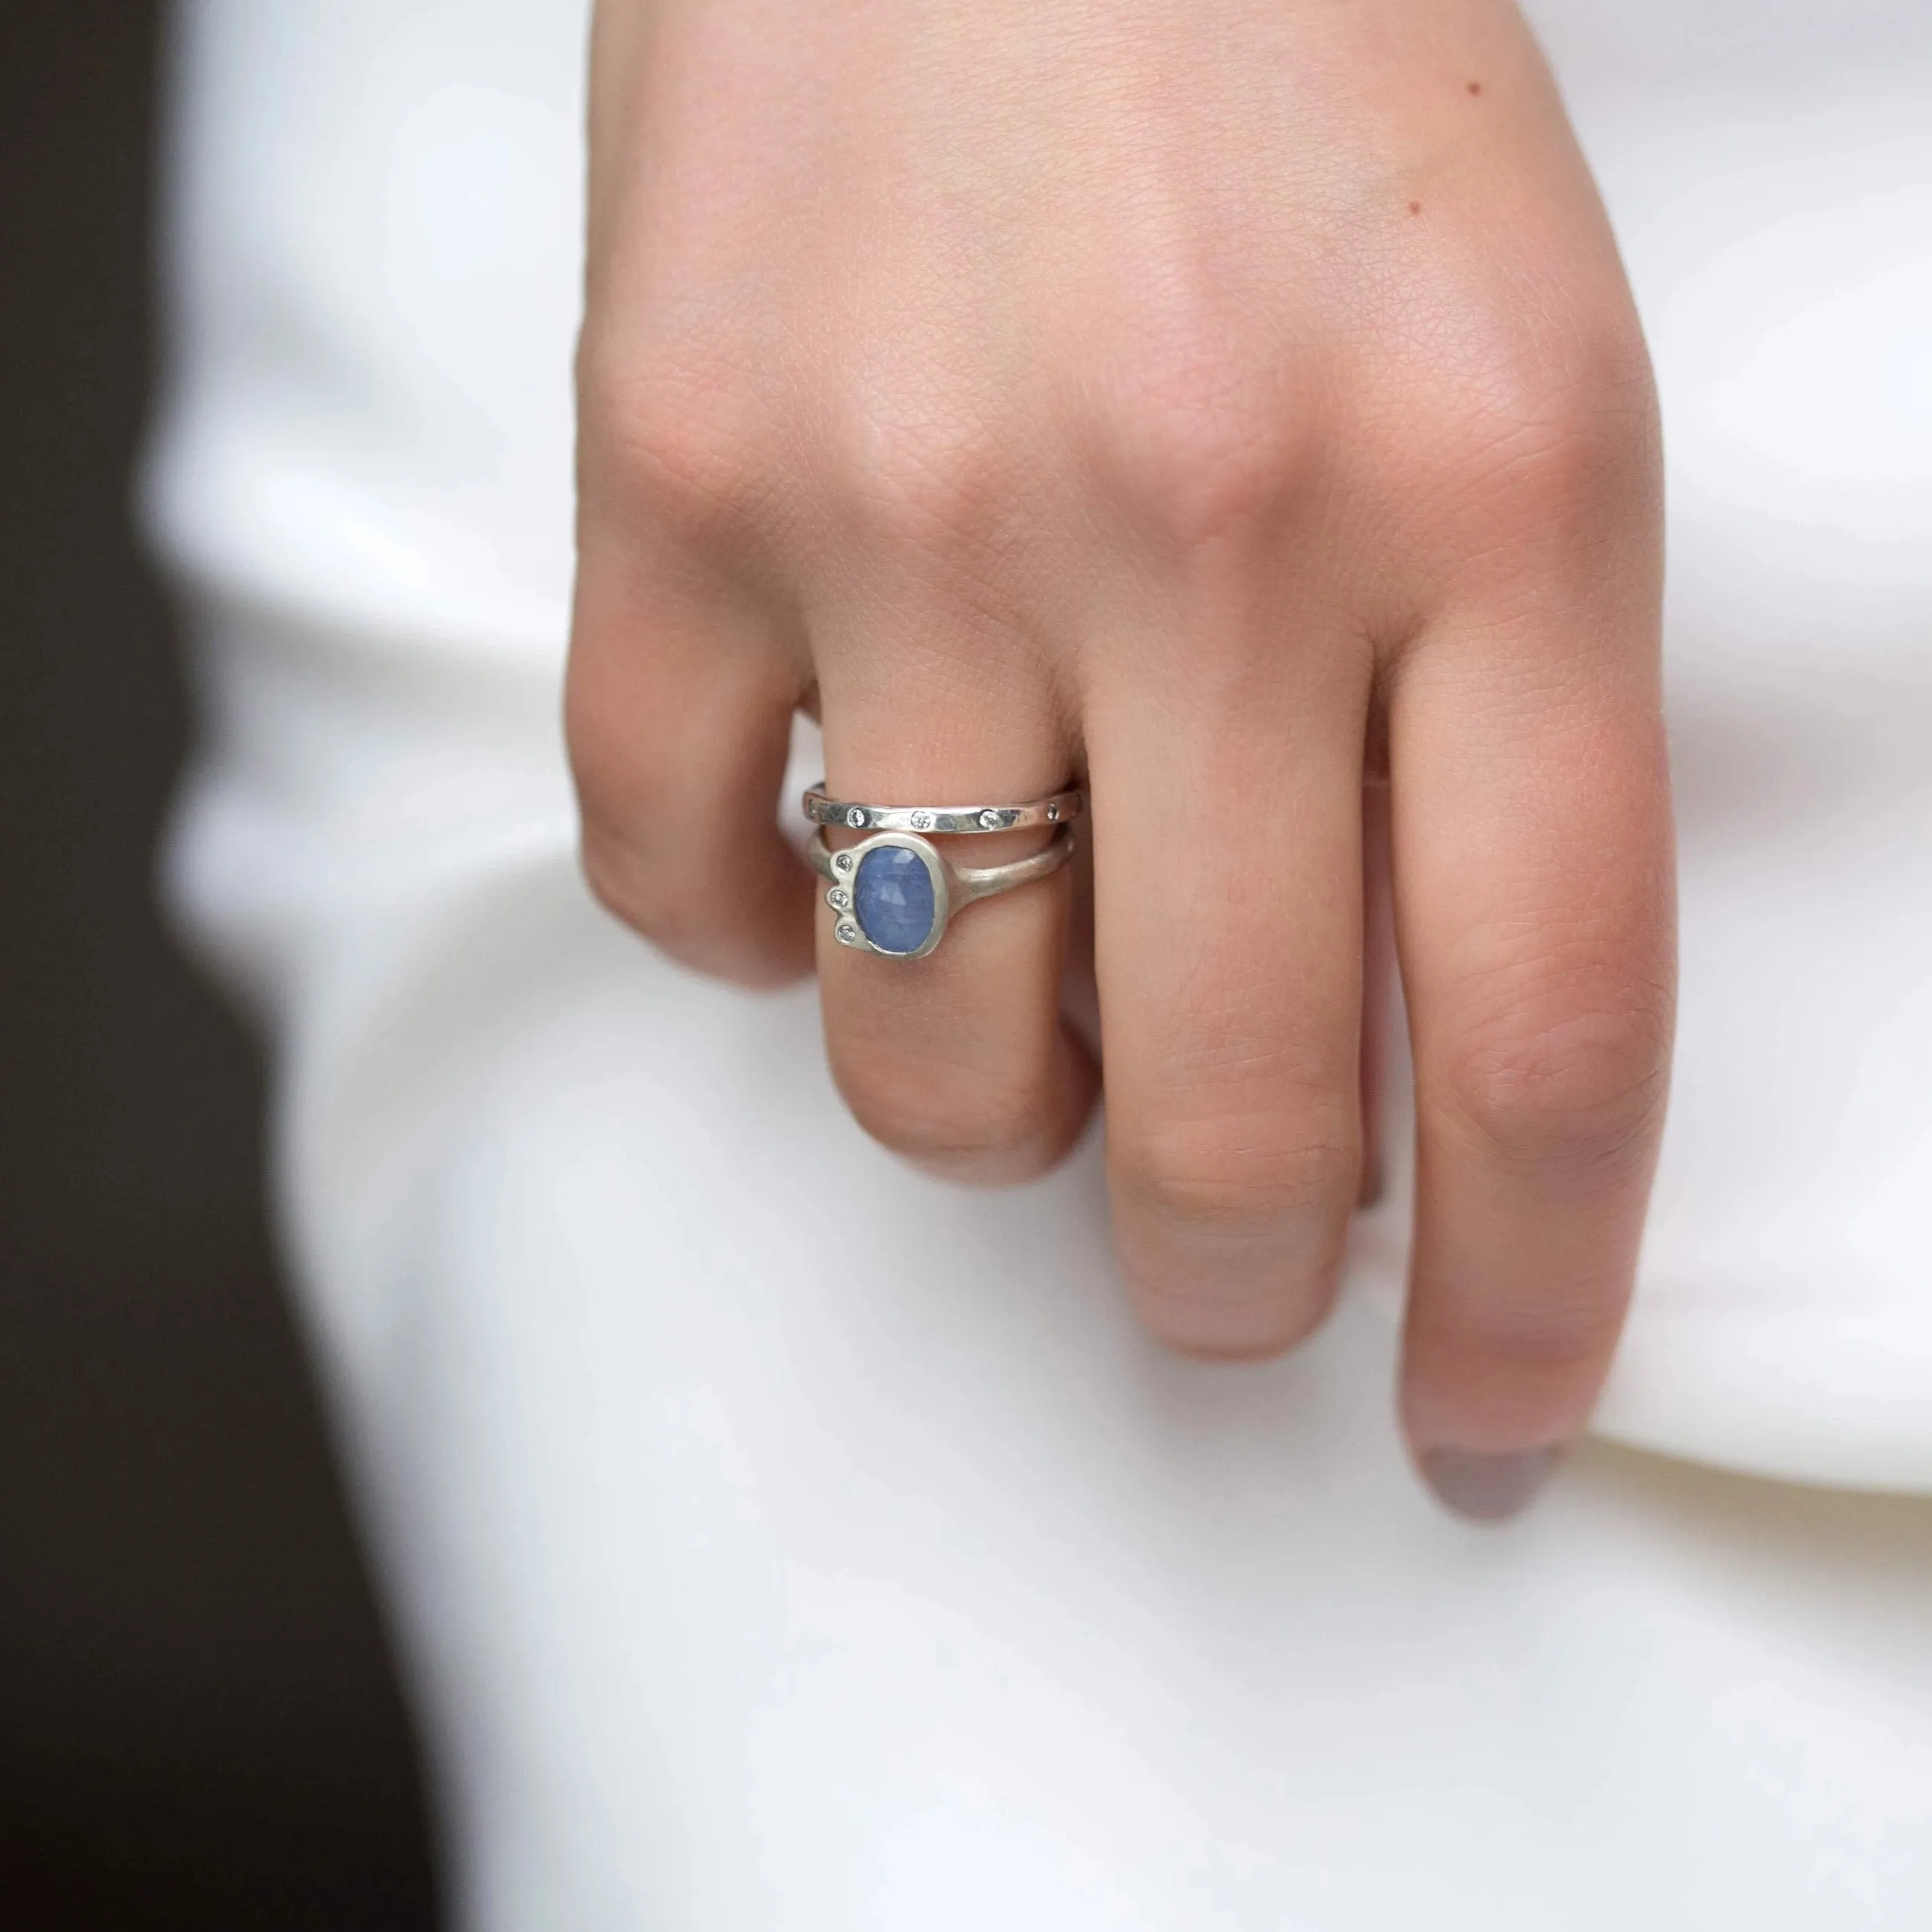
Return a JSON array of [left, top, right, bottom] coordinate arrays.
[[846, 807, 867, 829], [978, 808, 1003, 830], [909, 811, 934, 831], [1046, 800, 1059, 822], [834, 851, 854, 873], [827, 888, 851, 911], [835, 920, 860, 946]]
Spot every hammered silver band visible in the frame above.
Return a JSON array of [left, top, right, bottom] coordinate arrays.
[[802, 782, 1084, 837], [808, 825, 1077, 959]]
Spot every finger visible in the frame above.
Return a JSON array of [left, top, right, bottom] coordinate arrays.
[[1358, 773, 1395, 1208], [814, 603, 1098, 1185], [1093, 623, 1372, 1360], [567, 516, 814, 985], [1392, 602, 1673, 1521], [1060, 824, 1101, 1064]]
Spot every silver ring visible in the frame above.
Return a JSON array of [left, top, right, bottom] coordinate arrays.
[[802, 782, 1084, 836], [808, 825, 1076, 958]]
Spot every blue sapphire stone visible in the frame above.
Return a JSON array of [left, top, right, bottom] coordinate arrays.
[[854, 845, 936, 954]]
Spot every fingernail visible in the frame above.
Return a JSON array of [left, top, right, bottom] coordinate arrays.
[[1418, 1446, 1561, 1524]]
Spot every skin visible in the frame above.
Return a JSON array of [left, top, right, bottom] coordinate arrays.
[[567, 0, 1676, 1516]]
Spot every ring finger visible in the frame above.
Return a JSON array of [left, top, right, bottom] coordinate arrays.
[[813, 592, 1098, 1184]]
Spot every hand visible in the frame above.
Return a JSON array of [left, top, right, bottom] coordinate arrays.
[[567, 0, 1674, 1514]]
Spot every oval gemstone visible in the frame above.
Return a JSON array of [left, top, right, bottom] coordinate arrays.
[[854, 845, 936, 954]]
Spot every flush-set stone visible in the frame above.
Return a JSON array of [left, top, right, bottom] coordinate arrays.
[[854, 845, 937, 954]]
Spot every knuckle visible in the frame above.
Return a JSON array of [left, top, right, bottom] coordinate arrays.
[[1082, 300, 1315, 552], [1426, 304, 1657, 515], [1424, 1286, 1627, 1383], [580, 823, 684, 944], [581, 826, 789, 986], [575, 822, 661, 934], [829, 387, 1009, 553], [836, 1059, 1049, 1170], [1114, 1112, 1357, 1240], [578, 337, 773, 544], [1132, 1263, 1338, 1360], [563, 666, 635, 821], [1441, 986, 1671, 1181]]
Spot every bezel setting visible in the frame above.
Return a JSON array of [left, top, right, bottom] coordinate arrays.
[[831, 831, 952, 958], [806, 822, 1076, 960]]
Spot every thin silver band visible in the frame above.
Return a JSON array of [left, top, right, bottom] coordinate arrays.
[[802, 782, 1085, 836], [808, 825, 1076, 958]]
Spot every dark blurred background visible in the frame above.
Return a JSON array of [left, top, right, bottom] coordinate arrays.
[[0, 4, 442, 1925]]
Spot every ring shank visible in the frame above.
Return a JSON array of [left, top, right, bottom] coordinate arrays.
[[949, 831, 1077, 903]]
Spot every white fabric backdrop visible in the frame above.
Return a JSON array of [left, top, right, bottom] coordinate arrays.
[[150, 3, 1932, 1925]]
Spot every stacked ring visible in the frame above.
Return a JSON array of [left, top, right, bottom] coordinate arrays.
[[801, 784, 1084, 836], [803, 780, 1085, 959]]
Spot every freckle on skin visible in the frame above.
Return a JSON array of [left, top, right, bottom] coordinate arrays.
[[1467, 79, 1483, 95], [1408, 201, 1421, 215]]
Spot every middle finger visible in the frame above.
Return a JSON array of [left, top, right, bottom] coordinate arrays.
[[1091, 607, 1372, 1358]]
